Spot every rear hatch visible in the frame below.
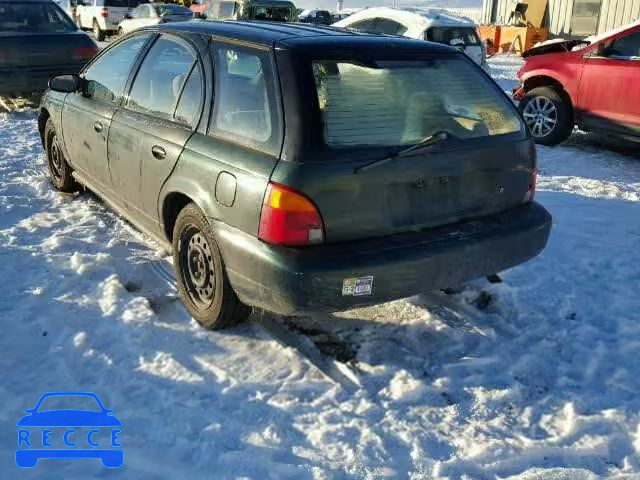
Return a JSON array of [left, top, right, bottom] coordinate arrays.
[[0, 3, 96, 68], [271, 52, 534, 243]]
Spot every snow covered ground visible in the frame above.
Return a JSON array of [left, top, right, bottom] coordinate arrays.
[[1, 56, 640, 479]]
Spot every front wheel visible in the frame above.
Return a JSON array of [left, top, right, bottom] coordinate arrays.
[[44, 118, 78, 193], [519, 86, 573, 146], [173, 204, 250, 330], [93, 20, 106, 41], [117, 27, 124, 36]]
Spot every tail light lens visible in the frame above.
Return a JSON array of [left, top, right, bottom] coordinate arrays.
[[258, 182, 325, 246], [72, 46, 98, 61], [101, 7, 109, 17]]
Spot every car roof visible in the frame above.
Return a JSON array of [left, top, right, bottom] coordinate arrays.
[[334, 7, 477, 30], [156, 20, 455, 52]]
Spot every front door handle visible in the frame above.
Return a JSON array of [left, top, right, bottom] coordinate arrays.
[[93, 121, 103, 133], [151, 145, 166, 159]]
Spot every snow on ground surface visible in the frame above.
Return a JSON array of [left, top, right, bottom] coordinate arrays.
[[1, 55, 640, 479]]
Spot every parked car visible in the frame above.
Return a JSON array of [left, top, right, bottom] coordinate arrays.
[[55, 0, 80, 22], [514, 21, 640, 146], [0, 0, 98, 97], [333, 7, 488, 70], [298, 9, 332, 25], [39, 21, 551, 329], [76, 0, 148, 41], [199, 0, 296, 21], [118, 3, 192, 35], [330, 12, 349, 23]]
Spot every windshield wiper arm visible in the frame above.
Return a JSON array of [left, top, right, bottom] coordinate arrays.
[[354, 131, 449, 174]]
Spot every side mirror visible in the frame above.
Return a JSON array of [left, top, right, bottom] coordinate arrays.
[[123, 13, 131, 19], [49, 74, 81, 93]]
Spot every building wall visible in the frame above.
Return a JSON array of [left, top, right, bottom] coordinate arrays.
[[442, 6, 484, 23], [481, 0, 640, 37]]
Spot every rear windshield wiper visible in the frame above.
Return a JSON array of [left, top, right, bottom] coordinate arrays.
[[354, 131, 449, 173]]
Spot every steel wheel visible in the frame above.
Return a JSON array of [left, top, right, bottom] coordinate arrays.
[[522, 95, 558, 138], [179, 224, 216, 309], [49, 134, 64, 183]]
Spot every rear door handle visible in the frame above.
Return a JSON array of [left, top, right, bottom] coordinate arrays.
[[151, 145, 166, 159], [93, 121, 103, 133]]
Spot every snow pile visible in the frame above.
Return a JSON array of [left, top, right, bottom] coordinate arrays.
[[1, 57, 640, 478]]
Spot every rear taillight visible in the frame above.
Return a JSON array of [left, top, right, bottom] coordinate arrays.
[[258, 182, 325, 246], [72, 46, 98, 61], [101, 7, 109, 17], [524, 141, 537, 202]]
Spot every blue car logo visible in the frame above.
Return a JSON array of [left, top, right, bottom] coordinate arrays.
[[16, 391, 123, 468]]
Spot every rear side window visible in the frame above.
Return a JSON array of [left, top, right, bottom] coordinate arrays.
[[373, 19, 407, 36], [0, 4, 76, 32], [127, 36, 198, 123], [347, 19, 376, 32], [425, 27, 481, 47], [174, 63, 203, 127], [313, 56, 523, 147], [210, 46, 280, 152], [83, 34, 150, 104]]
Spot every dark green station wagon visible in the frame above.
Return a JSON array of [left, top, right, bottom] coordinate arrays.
[[39, 21, 551, 329]]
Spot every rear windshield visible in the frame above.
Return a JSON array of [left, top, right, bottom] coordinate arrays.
[[105, 0, 149, 7], [154, 4, 192, 15], [425, 27, 481, 47], [0, 4, 76, 32], [313, 56, 523, 148]]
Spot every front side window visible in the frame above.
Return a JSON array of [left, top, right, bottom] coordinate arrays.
[[605, 31, 640, 58], [313, 56, 523, 147], [211, 46, 279, 151], [127, 36, 198, 122], [83, 34, 151, 104], [425, 27, 481, 47]]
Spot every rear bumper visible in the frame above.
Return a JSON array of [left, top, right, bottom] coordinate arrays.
[[214, 202, 552, 316], [0, 64, 85, 94]]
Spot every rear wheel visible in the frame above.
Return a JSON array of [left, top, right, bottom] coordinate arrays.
[[117, 27, 124, 36], [519, 86, 573, 146], [173, 203, 250, 330], [44, 118, 78, 193], [93, 20, 106, 41]]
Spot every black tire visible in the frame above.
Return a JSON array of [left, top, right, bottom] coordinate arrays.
[[44, 118, 78, 193], [519, 86, 573, 146], [93, 20, 106, 41], [117, 27, 124, 36], [172, 203, 250, 330]]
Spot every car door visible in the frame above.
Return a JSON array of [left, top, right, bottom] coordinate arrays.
[[137, 5, 159, 28], [107, 33, 205, 224], [61, 33, 152, 189], [578, 29, 640, 135]]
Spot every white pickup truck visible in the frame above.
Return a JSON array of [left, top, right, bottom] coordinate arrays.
[[76, 0, 146, 41]]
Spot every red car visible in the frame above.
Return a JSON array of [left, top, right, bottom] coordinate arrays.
[[514, 21, 640, 146]]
